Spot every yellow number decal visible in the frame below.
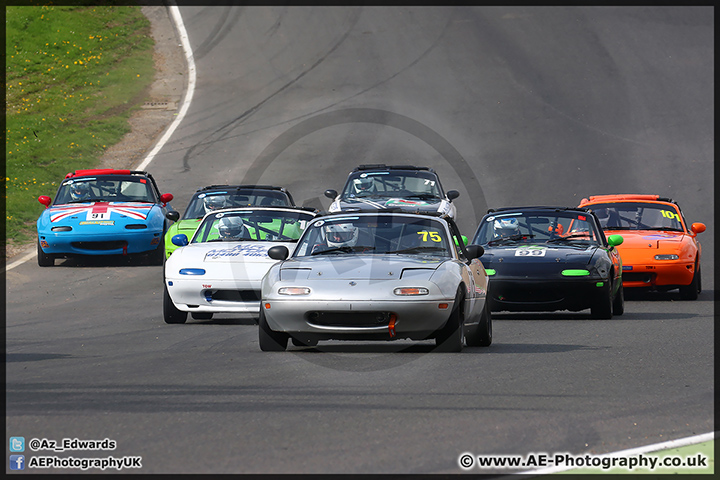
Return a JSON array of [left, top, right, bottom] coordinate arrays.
[[417, 230, 441, 242], [661, 210, 680, 222]]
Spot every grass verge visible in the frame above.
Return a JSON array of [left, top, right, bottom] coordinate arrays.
[[5, 3, 154, 247]]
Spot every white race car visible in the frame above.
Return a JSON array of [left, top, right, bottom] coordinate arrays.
[[163, 206, 318, 323]]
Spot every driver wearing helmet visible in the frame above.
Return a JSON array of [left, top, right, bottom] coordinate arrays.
[[324, 223, 359, 248], [493, 217, 520, 238], [351, 176, 375, 195], [218, 216, 250, 240], [69, 182, 91, 202], [204, 195, 227, 214]]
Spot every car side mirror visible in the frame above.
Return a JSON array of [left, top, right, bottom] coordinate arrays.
[[38, 195, 52, 208], [268, 245, 289, 260], [465, 244, 484, 260], [171, 234, 189, 247], [691, 222, 706, 234], [324, 189, 338, 200], [607, 234, 624, 247], [166, 211, 180, 222], [447, 190, 460, 201], [160, 193, 174, 204]]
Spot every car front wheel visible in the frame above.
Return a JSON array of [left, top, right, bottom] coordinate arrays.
[[591, 282, 613, 319], [37, 241, 54, 267], [163, 283, 187, 324], [466, 299, 492, 347], [435, 290, 465, 352], [679, 263, 701, 300], [612, 282, 624, 316], [258, 308, 288, 351]]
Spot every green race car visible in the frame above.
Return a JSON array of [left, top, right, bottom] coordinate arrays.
[[164, 185, 295, 259]]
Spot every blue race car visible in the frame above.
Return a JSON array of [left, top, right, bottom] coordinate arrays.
[[36, 169, 174, 266]]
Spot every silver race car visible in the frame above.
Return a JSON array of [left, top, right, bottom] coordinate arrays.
[[163, 206, 317, 323], [258, 211, 491, 351]]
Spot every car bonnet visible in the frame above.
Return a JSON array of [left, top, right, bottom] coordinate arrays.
[[279, 255, 444, 280], [42, 201, 158, 229]]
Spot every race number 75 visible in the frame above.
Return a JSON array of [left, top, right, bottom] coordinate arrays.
[[417, 230, 442, 242]]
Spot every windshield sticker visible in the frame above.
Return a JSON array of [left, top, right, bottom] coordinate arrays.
[[385, 199, 427, 206], [488, 213, 523, 222], [661, 210, 680, 221], [206, 244, 270, 258], [515, 246, 547, 257], [417, 230, 442, 242]]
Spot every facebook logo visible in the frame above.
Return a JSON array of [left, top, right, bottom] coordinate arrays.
[[9, 437, 25, 452], [9, 455, 25, 470]]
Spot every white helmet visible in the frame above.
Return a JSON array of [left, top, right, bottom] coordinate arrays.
[[352, 176, 374, 194], [324, 222, 359, 247], [493, 217, 520, 237], [218, 216, 245, 239], [69, 182, 90, 201], [204, 195, 226, 213]]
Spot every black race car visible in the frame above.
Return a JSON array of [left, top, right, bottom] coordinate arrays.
[[324, 164, 460, 218], [470, 206, 624, 318]]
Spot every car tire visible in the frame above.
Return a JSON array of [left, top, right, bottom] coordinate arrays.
[[148, 236, 165, 266], [591, 282, 613, 319], [191, 312, 213, 320], [435, 290, 465, 352], [679, 263, 700, 300], [466, 299, 492, 347], [612, 282, 624, 316], [163, 283, 187, 324], [258, 308, 288, 351], [37, 241, 54, 267]]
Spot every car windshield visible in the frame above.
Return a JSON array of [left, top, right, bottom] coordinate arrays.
[[340, 170, 443, 200], [191, 209, 314, 243], [584, 202, 685, 232], [293, 215, 452, 257], [55, 176, 156, 204], [183, 190, 291, 219], [473, 211, 602, 246]]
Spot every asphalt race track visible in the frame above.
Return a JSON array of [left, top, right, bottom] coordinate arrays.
[[5, 6, 714, 474]]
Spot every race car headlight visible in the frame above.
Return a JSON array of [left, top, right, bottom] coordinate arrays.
[[125, 224, 148, 229], [278, 287, 311, 295], [654, 254, 679, 260], [51, 226, 72, 232], [393, 287, 429, 296], [561, 269, 590, 276], [179, 268, 206, 275]]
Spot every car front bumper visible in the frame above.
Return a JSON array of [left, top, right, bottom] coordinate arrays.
[[488, 277, 610, 312], [262, 296, 456, 341], [621, 262, 696, 288], [166, 277, 262, 314], [38, 230, 163, 256]]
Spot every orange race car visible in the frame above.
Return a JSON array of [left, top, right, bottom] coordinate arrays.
[[578, 195, 705, 299]]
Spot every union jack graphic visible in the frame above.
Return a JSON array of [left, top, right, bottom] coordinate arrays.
[[50, 202, 153, 222]]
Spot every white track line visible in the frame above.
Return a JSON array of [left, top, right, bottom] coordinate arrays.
[[518, 431, 715, 475], [136, 2, 195, 171], [6, 3, 194, 272]]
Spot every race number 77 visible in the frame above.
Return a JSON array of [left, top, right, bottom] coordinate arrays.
[[417, 230, 442, 242]]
